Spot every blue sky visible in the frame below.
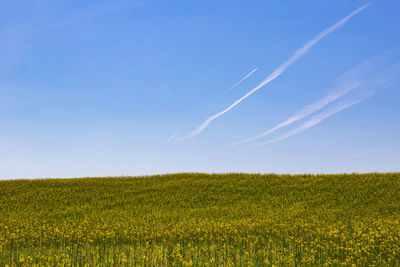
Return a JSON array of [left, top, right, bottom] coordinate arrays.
[[1, 0, 399, 179]]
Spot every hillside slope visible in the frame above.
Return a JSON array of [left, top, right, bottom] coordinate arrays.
[[1, 173, 399, 265]]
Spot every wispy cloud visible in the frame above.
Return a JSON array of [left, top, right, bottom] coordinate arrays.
[[52, 1, 137, 30], [168, 131, 180, 143], [253, 98, 364, 146], [344, 150, 376, 160], [0, 1, 140, 71], [10, 1, 137, 40], [233, 82, 361, 145], [235, 47, 400, 146], [179, 3, 371, 140], [252, 74, 398, 147], [220, 68, 258, 97]]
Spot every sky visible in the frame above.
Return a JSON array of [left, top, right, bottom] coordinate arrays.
[[0, 0, 399, 179]]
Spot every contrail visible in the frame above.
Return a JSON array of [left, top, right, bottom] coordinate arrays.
[[252, 56, 400, 147], [253, 98, 364, 146], [233, 82, 362, 145], [221, 68, 258, 97], [253, 82, 396, 147], [344, 150, 376, 160], [168, 131, 180, 142], [235, 47, 399, 146], [179, 3, 371, 140]]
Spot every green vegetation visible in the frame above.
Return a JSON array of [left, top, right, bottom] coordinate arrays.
[[0, 173, 399, 266]]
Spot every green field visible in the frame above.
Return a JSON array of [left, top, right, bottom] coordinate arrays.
[[0, 173, 399, 266]]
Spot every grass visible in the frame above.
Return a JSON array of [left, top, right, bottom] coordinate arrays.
[[0, 173, 399, 266]]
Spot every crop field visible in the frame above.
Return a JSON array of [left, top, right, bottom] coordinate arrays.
[[0, 173, 399, 266]]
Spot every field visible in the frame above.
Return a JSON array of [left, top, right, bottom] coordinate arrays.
[[0, 173, 399, 266]]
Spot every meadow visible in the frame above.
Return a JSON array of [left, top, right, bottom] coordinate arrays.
[[0, 173, 399, 266]]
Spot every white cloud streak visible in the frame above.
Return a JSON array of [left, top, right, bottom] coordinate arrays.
[[344, 150, 376, 160], [233, 82, 362, 145], [235, 47, 400, 146], [252, 73, 398, 147], [54, 1, 136, 29], [253, 98, 364, 146], [179, 3, 371, 140], [168, 131, 180, 142], [221, 68, 258, 97]]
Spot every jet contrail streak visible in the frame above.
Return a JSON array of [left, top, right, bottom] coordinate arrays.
[[168, 131, 180, 142], [253, 99, 364, 146], [233, 82, 362, 145], [344, 150, 376, 160], [179, 3, 371, 141], [249, 56, 400, 147], [221, 68, 258, 97], [235, 47, 400, 145]]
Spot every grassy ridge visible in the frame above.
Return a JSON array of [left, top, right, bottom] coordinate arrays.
[[0, 173, 399, 266]]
